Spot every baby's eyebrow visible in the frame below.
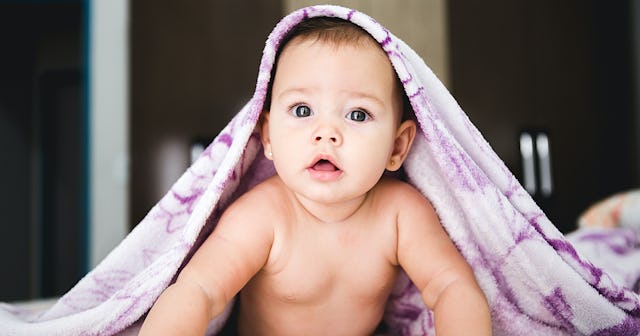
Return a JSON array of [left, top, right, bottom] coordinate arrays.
[[344, 90, 385, 107], [275, 87, 386, 107], [275, 87, 312, 101]]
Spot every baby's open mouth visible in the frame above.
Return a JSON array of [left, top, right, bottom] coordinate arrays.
[[307, 157, 343, 181], [313, 159, 339, 171]]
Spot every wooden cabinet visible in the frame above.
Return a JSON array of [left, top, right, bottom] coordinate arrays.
[[448, 1, 637, 232]]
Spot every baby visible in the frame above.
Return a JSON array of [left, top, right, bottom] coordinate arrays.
[[140, 17, 491, 335]]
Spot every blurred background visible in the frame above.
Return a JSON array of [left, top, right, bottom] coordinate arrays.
[[0, 0, 638, 303]]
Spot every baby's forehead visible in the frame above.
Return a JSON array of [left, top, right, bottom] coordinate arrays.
[[277, 36, 397, 89]]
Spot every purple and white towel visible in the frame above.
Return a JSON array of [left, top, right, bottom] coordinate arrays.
[[2, 5, 639, 335]]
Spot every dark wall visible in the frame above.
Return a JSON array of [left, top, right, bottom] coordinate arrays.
[[449, 1, 637, 232], [0, 2, 85, 301], [130, 2, 284, 226]]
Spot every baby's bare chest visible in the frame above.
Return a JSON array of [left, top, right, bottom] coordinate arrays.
[[255, 224, 399, 305]]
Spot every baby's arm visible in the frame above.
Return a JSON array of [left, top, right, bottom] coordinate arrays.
[[396, 186, 492, 335], [139, 190, 274, 335]]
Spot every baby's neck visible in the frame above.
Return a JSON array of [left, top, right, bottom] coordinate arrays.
[[290, 191, 370, 224]]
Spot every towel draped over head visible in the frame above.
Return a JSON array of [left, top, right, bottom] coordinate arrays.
[[2, 5, 639, 335]]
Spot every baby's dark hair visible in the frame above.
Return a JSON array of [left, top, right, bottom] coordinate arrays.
[[262, 17, 412, 121]]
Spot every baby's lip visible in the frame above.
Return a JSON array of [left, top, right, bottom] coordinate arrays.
[[308, 154, 341, 172], [307, 154, 343, 181]]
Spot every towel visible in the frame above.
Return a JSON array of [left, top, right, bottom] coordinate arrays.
[[2, 5, 639, 335]]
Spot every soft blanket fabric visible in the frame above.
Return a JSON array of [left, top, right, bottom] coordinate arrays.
[[2, 5, 640, 335]]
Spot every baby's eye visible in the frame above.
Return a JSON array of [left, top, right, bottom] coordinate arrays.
[[292, 105, 312, 118], [347, 109, 369, 122]]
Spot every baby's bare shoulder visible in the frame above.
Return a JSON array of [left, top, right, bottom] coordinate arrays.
[[373, 177, 438, 224], [375, 177, 429, 203], [222, 175, 290, 222]]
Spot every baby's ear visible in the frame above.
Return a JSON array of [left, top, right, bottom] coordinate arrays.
[[259, 112, 272, 160], [387, 120, 417, 171]]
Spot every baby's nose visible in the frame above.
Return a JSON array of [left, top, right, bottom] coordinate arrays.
[[313, 128, 342, 146]]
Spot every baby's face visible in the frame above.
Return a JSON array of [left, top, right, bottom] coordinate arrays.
[[262, 37, 403, 204]]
